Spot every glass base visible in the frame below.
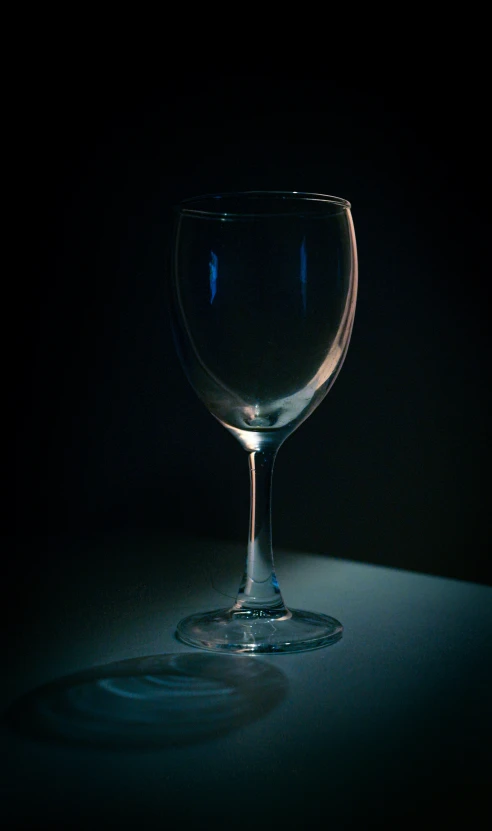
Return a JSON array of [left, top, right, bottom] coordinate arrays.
[[176, 607, 343, 654]]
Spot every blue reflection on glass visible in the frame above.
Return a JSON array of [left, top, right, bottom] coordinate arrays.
[[209, 251, 218, 304], [300, 237, 307, 313]]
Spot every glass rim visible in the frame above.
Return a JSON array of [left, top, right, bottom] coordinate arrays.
[[176, 190, 351, 218]]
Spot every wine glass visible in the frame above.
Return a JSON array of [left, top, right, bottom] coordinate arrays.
[[170, 191, 357, 653]]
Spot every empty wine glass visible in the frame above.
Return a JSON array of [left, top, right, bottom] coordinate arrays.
[[170, 191, 357, 653]]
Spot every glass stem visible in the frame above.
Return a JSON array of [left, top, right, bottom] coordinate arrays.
[[234, 448, 287, 613]]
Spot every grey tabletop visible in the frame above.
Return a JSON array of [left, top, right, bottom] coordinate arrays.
[[3, 533, 491, 827]]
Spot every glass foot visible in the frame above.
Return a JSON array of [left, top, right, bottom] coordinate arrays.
[[176, 607, 343, 654]]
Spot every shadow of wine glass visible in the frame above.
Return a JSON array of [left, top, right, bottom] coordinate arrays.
[[4, 652, 288, 751]]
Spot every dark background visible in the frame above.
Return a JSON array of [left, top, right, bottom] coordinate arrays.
[[16, 59, 490, 585]]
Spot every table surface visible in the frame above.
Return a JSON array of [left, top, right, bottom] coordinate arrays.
[[3, 533, 492, 827]]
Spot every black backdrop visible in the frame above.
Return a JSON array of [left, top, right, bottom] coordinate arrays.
[[17, 65, 490, 585]]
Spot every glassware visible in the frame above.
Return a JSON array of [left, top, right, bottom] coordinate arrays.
[[170, 191, 357, 653]]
